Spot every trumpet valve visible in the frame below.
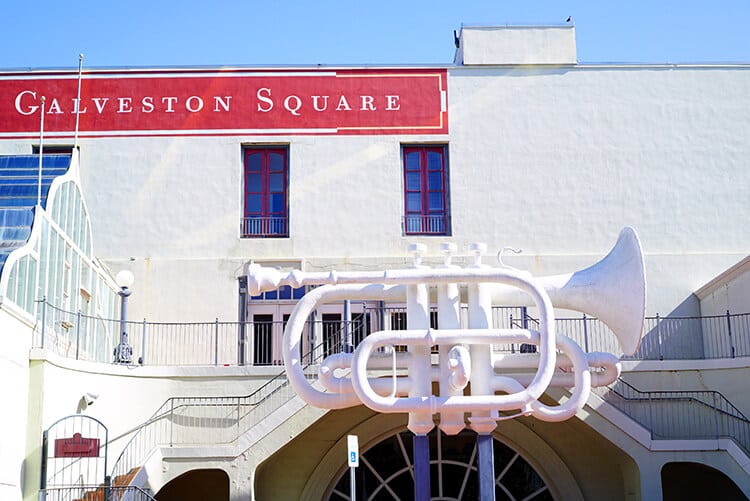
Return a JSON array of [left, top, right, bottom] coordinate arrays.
[[447, 345, 471, 391], [468, 242, 487, 267]]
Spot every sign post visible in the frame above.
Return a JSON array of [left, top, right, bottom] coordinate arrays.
[[347, 435, 359, 501]]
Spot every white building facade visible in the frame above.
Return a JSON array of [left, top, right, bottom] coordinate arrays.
[[1, 25, 749, 500]]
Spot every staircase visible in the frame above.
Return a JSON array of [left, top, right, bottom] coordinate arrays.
[[74, 470, 141, 501], [41, 468, 154, 501], [594, 378, 750, 455], [110, 340, 331, 486]]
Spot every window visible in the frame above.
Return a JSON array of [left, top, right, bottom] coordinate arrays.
[[250, 285, 305, 301], [253, 314, 274, 365], [32, 144, 74, 155], [402, 145, 449, 235], [327, 429, 550, 500], [242, 147, 288, 237]]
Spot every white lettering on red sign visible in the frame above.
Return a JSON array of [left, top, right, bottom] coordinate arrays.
[[14, 92, 233, 116]]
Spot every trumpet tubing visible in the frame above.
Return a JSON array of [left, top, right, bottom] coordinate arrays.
[[246, 227, 645, 433]]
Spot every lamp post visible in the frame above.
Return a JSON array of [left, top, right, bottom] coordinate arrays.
[[114, 270, 134, 364]]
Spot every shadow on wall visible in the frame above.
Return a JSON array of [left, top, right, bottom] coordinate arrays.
[[662, 461, 747, 501], [633, 295, 703, 360], [633, 294, 750, 361]]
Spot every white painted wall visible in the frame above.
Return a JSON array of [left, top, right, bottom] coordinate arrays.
[[0, 308, 33, 501], [697, 256, 750, 316], [66, 64, 750, 324], [447, 64, 750, 317]]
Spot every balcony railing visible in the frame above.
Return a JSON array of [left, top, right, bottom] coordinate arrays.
[[402, 214, 448, 235], [30, 298, 750, 367], [240, 216, 287, 238]]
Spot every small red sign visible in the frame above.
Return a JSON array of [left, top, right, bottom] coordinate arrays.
[[0, 68, 448, 137], [54, 433, 100, 458]]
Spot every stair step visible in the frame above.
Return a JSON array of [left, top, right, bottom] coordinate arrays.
[[113, 466, 142, 487], [67, 466, 144, 501]]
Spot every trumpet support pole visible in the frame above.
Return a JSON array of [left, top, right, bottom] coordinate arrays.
[[414, 434, 430, 501], [467, 244, 498, 500], [477, 433, 495, 500]]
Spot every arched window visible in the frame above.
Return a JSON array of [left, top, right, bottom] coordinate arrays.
[[327, 429, 551, 500]]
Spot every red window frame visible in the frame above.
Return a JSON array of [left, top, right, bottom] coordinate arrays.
[[402, 145, 449, 236], [242, 147, 288, 237]]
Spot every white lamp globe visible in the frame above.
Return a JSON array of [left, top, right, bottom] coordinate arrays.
[[115, 270, 135, 289]]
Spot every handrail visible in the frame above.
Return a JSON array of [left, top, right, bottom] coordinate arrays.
[[611, 378, 750, 421], [41, 485, 156, 501], [595, 378, 750, 455]]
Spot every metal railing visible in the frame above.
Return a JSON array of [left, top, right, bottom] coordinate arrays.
[[240, 216, 287, 238], [402, 214, 448, 235], [41, 485, 155, 501], [510, 310, 750, 361], [42, 415, 109, 494], [31, 298, 750, 366], [594, 379, 750, 456]]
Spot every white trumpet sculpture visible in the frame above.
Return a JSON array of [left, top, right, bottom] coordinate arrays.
[[246, 227, 646, 435]]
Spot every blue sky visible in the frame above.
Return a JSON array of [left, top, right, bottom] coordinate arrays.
[[3, 0, 750, 69]]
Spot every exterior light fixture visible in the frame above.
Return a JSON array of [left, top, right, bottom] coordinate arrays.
[[113, 270, 134, 364]]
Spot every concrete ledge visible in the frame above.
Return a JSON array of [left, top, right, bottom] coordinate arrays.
[[29, 347, 286, 378]]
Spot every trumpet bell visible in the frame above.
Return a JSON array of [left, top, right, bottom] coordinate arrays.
[[492, 227, 646, 355]]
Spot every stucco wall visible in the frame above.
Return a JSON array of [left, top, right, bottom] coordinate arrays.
[[698, 257, 750, 316], [0, 307, 33, 501], [447, 65, 749, 317]]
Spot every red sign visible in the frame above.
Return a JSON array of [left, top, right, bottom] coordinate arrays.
[[0, 69, 448, 137], [54, 433, 100, 458]]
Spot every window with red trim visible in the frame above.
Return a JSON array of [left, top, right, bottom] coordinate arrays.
[[242, 147, 288, 238], [402, 145, 450, 236]]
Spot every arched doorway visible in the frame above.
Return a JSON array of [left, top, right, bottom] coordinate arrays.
[[662, 462, 747, 500], [326, 429, 552, 500], [155, 468, 229, 501]]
